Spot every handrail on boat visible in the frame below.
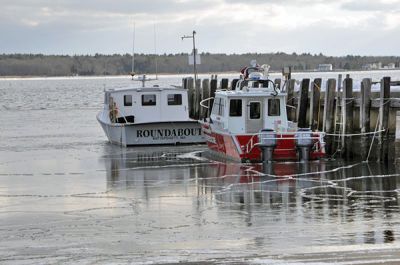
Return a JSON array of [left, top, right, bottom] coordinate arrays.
[[286, 105, 296, 110], [200, 97, 214, 109], [243, 131, 326, 154]]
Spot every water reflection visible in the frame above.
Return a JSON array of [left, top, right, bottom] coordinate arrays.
[[103, 146, 400, 250]]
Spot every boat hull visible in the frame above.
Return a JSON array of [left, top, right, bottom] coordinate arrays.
[[98, 115, 204, 146], [202, 123, 325, 162]]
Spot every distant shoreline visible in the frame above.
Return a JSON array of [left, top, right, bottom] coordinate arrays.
[[1, 68, 400, 80], [1, 53, 399, 78]]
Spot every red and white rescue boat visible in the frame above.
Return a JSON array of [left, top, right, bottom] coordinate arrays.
[[200, 62, 325, 163]]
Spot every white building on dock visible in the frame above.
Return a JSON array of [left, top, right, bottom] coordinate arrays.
[[317, 64, 333, 71]]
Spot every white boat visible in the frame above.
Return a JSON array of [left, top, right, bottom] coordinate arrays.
[[200, 61, 326, 162], [97, 76, 204, 146]]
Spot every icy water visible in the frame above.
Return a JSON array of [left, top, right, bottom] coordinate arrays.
[[1, 72, 400, 264]]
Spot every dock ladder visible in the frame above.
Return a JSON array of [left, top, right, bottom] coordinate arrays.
[[333, 78, 344, 157]]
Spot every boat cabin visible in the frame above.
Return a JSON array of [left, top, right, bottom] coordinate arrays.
[[210, 77, 290, 134], [103, 86, 190, 124]]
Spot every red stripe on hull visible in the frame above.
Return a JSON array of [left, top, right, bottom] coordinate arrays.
[[202, 123, 325, 162]]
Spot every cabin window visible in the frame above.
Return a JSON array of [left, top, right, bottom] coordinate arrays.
[[142, 94, 156, 106], [229, 99, 242, 117], [268, 98, 280, 116], [261, 80, 269, 88], [167, 94, 182, 105], [249, 102, 261, 119], [124, 95, 132, 106]]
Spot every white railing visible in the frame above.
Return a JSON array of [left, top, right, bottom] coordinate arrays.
[[199, 97, 214, 109], [243, 131, 326, 154]]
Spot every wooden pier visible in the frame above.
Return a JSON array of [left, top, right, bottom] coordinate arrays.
[[183, 75, 400, 162]]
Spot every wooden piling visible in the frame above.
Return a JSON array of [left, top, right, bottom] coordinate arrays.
[[360, 78, 372, 160], [310, 78, 322, 131], [187, 77, 194, 119], [182, 78, 188, 89], [286, 79, 296, 122], [338, 74, 343, 91], [220, 78, 229, 90], [210, 78, 218, 113], [297, 79, 310, 128], [194, 79, 202, 119], [324, 79, 337, 154], [379, 76, 391, 162], [210, 78, 217, 98], [231, 79, 239, 90], [360, 78, 372, 133], [342, 77, 354, 159], [202, 79, 210, 118]]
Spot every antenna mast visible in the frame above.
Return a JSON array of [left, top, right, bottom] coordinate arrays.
[[131, 22, 136, 80], [153, 23, 159, 80], [181, 30, 197, 84]]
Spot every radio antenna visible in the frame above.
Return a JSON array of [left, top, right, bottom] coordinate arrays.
[[154, 23, 158, 80], [131, 22, 136, 80]]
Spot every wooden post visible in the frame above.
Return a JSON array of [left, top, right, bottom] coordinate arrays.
[[220, 78, 229, 90], [342, 77, 354, 159], [338, 74, 343, 92], [182, 78, 188, 89], [187, 77, 194, 119], [202, 79, 210, 118], [210, 78, 218, 113], [379, 76, 391, 162], [194, 78, 202, 119], [310, 78, 322, 131], [286, 79, 296, 122], [324, 79, 336, 154], [297, 78, 310, 128], [210, 78, 217, 98], [231, 79, 239, 90], [360, 78, 372, 133], [360, 78, 371, 160]]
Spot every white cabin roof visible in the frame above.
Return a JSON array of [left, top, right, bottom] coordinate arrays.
[[215, 89, 287, 98], [106, 86, 185, 94]]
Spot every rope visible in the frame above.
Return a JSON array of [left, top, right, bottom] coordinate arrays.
[[366, 112, 381, 162], [381, 99, 392, 105]]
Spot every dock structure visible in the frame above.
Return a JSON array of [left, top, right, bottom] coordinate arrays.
[[182, 75, 400, 161]]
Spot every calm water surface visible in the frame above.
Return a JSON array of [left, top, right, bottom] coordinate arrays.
[[1, 73, 400, 264]]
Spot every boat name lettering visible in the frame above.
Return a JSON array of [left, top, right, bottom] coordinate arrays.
[[137, 128, 202, 138]]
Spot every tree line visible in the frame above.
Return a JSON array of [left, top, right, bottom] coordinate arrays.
[[0, 53, 399, 76]]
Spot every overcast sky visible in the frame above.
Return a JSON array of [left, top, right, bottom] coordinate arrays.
[[1, 0, 400, 56]]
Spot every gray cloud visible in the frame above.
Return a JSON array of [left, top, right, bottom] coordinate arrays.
[[1, 0, 212, 16], [341, 0, 400, 12], [0, 0, 399, 55]]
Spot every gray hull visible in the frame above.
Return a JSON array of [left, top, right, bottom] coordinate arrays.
[[98, 117, 204, 146]]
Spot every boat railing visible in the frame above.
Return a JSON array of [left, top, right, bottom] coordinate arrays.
[[200, 97, 214, 109], [244, 131, 326, 154]]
